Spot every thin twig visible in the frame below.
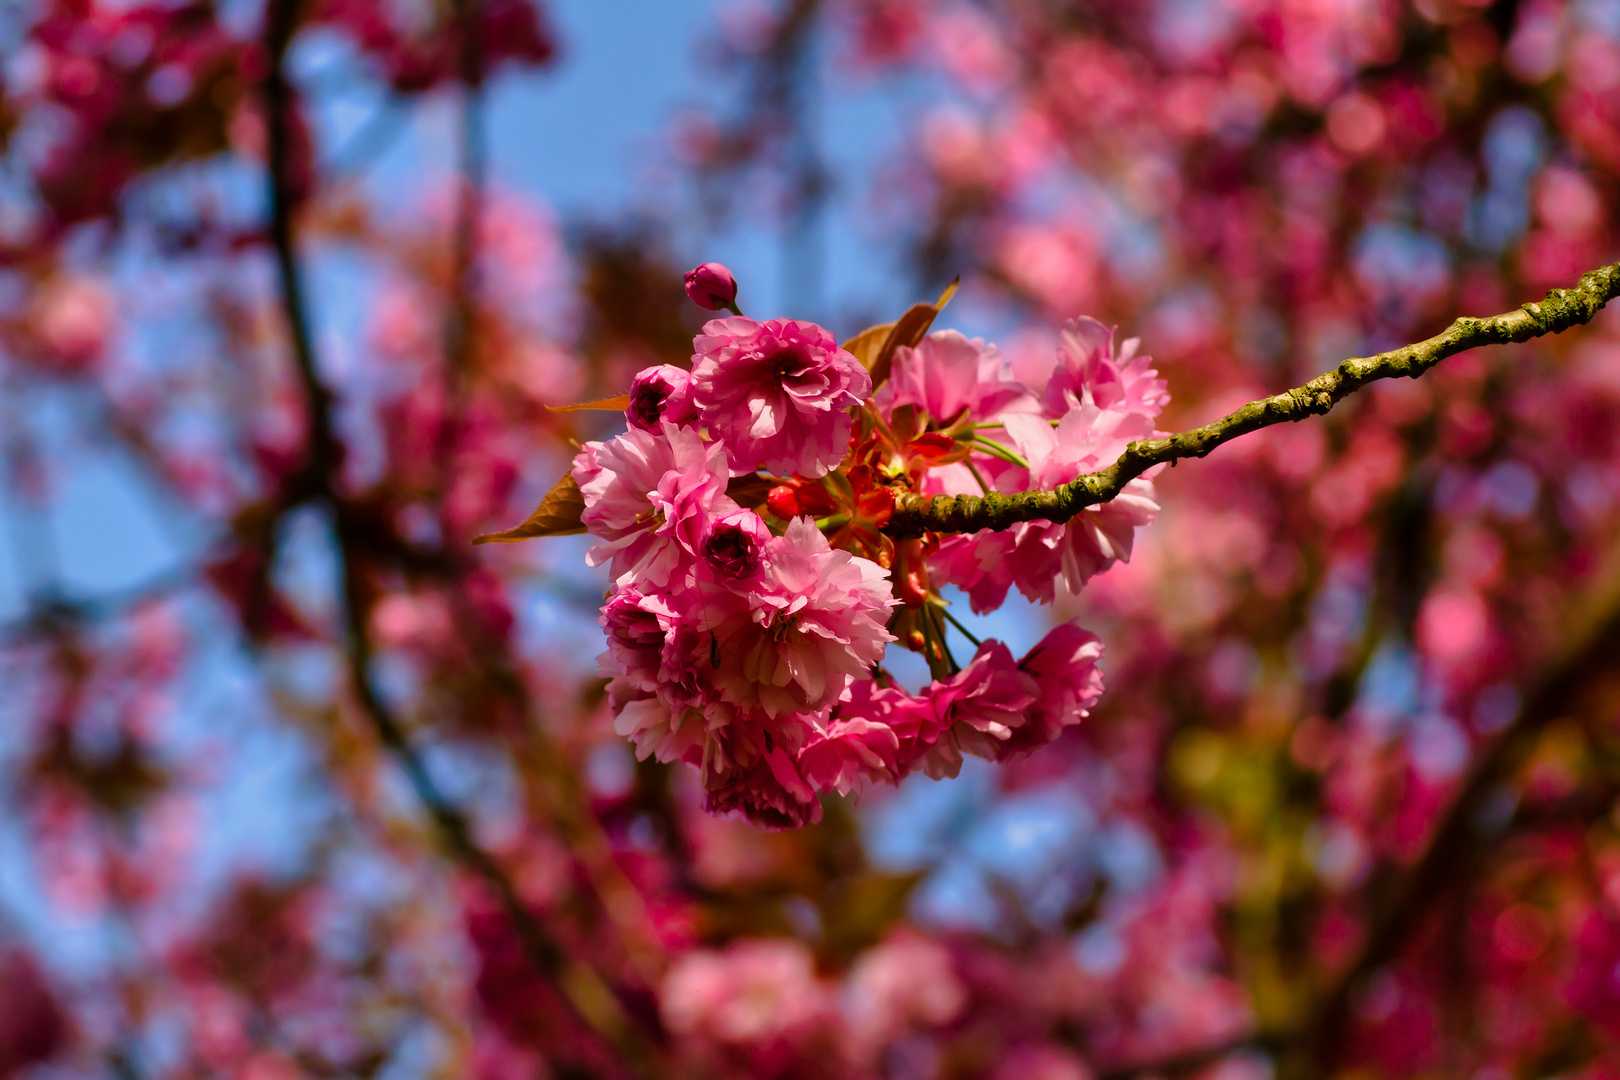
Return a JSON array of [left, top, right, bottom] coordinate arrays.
[[887, 263, 1620, 537]]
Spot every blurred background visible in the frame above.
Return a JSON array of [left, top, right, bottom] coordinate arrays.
[[3, 1, 1620, 1078]]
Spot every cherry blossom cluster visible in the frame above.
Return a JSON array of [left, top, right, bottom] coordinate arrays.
[[574, 264, 1171, 828]]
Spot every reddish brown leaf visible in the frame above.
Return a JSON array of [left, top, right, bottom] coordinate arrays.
[[545, 394, 630, 413], [840, 277, 960, 391], [472, 470, 586, 544]]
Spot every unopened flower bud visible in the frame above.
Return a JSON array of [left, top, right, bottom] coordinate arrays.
[[703, 508, 771, 578], [684, 262, 739, 311], [767, 484, 800, 520], [627, 364, 698, 432]]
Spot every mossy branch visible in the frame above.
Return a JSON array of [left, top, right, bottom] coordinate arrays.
[[885, 262, 1620, 538]]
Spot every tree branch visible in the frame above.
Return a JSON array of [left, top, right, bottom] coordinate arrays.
[[259, 5, 659, 1072], [1290, 541, 1620, 1076], [885, 262, 1620, 538]]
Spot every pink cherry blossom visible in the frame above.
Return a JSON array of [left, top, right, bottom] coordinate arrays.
[[609, 684, 711, 767], [662, 938, 830, 1046], [702, 746, 824, 830], [1042, 316, 1169, 420], [627, 364, 699, 432], [597, 582, 720, 714], [573, 422, 736, 588], [842, 934, 966, 1055], [931, 405, 1161, 611], [798, 715, 901, 796], [691, 317, 872, 476], [920, 639, 1041, 774], [877, 328, 1038, 426], [1002, 622, 1104, 757], [701, 507, 771, 579], [701, 517, 896, 718], [597, 585, 682, 694]]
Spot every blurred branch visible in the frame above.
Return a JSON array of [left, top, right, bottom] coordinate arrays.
[[1093, 547, 1620, 1080], [1096, 1033, 1285, 1080], [887, 263, 1620, 537], [258, 3, 660, 1072], [0, 564, 198, 644], [444, 0, 485, 386], [1290, 544, 1620, 1076]]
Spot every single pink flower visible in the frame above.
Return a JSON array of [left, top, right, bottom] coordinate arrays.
[[842, 934, 966, 1054], [1041, 316, 1168, 421], [928, 639, 1041, 769], [798, 715, 901, 796], [701, 518, 896, 718], [662, 938, 830, 1046], [1002, 623, 1104, 757], [573, 422, 736, 588], [877, 329, 1038, 427], [597, 585, 681, 693], [683, 262, 740, 312], [597, 582, 716, 714], [627, 364, 698, 432], [834, 678, 940, 779], [929, 406, 1160, 610], [702, 746, 823, 830], [609, 683, 711, 767], [701, 507, 771, 579], [691, 317, 872, 476]]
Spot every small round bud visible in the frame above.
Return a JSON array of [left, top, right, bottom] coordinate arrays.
[[767, 484, 800, 520], [702, 508, 771, 578], [627, 364, 697, 432], [684, 262, 739, 311]]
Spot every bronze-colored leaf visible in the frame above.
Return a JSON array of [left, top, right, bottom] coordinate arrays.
[[472, 470, 586, 544], [841, 321, 896, 369], [545, 394, 630, 413], [841, 277, 961, 391]]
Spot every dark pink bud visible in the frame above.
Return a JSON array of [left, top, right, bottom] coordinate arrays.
[[702, 508, 771, 578], [684, 262, 739, 311], [627, 364, 697, 432]]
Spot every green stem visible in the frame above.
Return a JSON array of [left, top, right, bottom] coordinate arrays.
[[969, 436, 1030, 469], [932, 600, 982, 648], [964, 458, 992, 495], [970, 419, 1059, 429], [887, 262, 1620, 538]]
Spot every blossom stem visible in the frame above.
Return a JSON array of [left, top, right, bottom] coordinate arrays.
[[929, 604, 960, 675], [932, 600, 982, 647], [964, 458, 991, 495], [887, 262, 1620, 538], [968, 436, 1030, 468]]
